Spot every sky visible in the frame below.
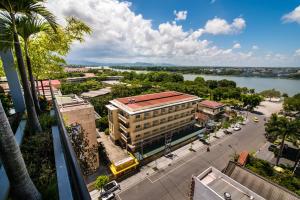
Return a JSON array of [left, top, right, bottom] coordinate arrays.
[[46, 0, 300, 67]]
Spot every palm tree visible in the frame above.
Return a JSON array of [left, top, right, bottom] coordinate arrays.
[[16, 15, 51, 114], [265, 114, 298, 165], [0, 0, 57, 133], [0, 99, 41, 199]]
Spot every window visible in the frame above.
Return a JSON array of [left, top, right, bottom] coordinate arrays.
[[136, 125, 141, 129], [136, 134, 141, 138], [181, 104, 185, 108], [192, 102, 196, 105], [144, 122, 150, 128], [136, 114, 141, 119], [161, 108, 166, 113]]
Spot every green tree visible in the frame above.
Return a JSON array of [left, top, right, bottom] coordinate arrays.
[[0, 0, 57, 133], [29, 17, 91, 80], [0, 59, 4, 76], [67, 124, 98, 176], [265, 114, 299, 165], [241, 94, 262, 110], [95, 175, 109, 192], [0, 99, 41, 199], [283, 93, 300, 112], [16, 15, 52, 113], [260, 89, 281, 100]]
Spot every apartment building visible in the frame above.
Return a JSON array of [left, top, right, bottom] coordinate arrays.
[[56, 94, 99, 169], [106, 91, 201, 151]]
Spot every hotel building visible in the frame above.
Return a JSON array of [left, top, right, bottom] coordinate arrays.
[[106, 91, 201, 151]]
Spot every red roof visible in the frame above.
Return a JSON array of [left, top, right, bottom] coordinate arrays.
[[237, 151, 249, 166], [115, 91, 198, 110], [195, 112, 209, 121], [37, 80, 61, 88], [199, 100, 224, 109]]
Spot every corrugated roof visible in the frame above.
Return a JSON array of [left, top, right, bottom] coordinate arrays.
[[113, 91, 199, 111], [199, 100, 224, 108], [224, 162, 300, 200]]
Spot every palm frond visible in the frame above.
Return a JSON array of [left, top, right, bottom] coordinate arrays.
[[15, 15, 51, 41], [0, 12, 13, 50]]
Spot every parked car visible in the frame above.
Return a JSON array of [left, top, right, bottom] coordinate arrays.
[[253, 117, 259, 122], [240, 119, 248, 125], [223, 130, 232, 135], [102, 181, 120, 196], [233, 125, 241, 131], [101, 193, 115, 200], [268, 144, 277, 152]]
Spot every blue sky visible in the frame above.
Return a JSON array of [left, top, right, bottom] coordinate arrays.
[[130, 0, 300, 53], [47, 0, 300, 67]]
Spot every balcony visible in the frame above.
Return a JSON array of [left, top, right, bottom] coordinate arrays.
[[120, 124, 129, 133], [118, 113, 129, 123]]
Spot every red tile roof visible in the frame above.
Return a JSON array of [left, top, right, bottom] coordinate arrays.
[[199, 100, 224, 109], [195, 112, 210, 121], [114, 91, 199, 110], [237, 151, 249, 166]]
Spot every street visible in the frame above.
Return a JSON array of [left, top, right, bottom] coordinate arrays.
[[117, 113, 267, 200]]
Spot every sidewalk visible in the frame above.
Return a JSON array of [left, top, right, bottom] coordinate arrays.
[[90, 129, 227, 199]]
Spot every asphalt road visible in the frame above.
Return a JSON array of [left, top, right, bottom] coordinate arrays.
[[117, 113, 267, 200]]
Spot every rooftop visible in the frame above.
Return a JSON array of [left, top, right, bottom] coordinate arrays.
[[56, 95, 92, 112], [199, 100, 224, 109], [110, 91, 201, 113], [224, 162, 300, 200], [81, 87, 111, 98], [194, 167, 264, 200]]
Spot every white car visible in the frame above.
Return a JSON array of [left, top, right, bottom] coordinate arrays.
[[102, 180, 120, 195], [101, 193, 115, 200], [233, 124, 241, 131]]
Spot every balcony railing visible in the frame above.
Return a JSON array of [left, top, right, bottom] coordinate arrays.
[[118, 113, 129, 123], [50, 82, 91, 200]]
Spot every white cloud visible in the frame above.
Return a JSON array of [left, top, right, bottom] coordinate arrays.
[[294, 49, 300, 56], [203, 17, 246, 35], [233, 43, 241, 49], [282, 5, 300, 24], [174, 10, 187, 21], [210, 0, 216, 4], [45, 0, 298, 67], [252, 45, 259, 50]]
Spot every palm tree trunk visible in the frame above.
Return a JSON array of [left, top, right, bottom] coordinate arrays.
[[293, 150, 300, 175], [10, 13, 42, 133], [276, 132, 287, 166], [24, 41, 41, 114], [0, 100, 41, 200]]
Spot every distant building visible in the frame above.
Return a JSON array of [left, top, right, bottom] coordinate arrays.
[[190, 163, 300, 200], [56, 95, 99, 169], [64, 67, 89, 73], [81, 87, 111, 99], [198, 100, 225, 118], [106, 91, 201, 151]]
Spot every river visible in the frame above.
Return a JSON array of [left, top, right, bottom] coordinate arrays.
[[108, 68, 300, 96]]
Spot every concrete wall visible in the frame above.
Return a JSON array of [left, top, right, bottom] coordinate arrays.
[[61, 105, 99, 169]]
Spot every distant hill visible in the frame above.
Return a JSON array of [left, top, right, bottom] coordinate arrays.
[[67, 60, 175, 67]]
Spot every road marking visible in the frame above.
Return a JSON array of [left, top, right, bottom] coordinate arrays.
[[148, 133, 234, 183]]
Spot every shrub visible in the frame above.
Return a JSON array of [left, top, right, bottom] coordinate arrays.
[[39, 113, 56, 131], [95, 175, 109, 192], [21, 131, 57, 199]]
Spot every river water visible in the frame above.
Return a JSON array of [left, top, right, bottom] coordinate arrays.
[[108, 68, 300, 96]]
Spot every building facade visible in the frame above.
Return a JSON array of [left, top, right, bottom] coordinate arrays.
[[106, 91, 201, 151], [198, 100, 225, 117], [57, 95, 99, 170]]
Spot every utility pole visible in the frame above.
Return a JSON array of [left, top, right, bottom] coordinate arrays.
[[164, 131, 173, 156]]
